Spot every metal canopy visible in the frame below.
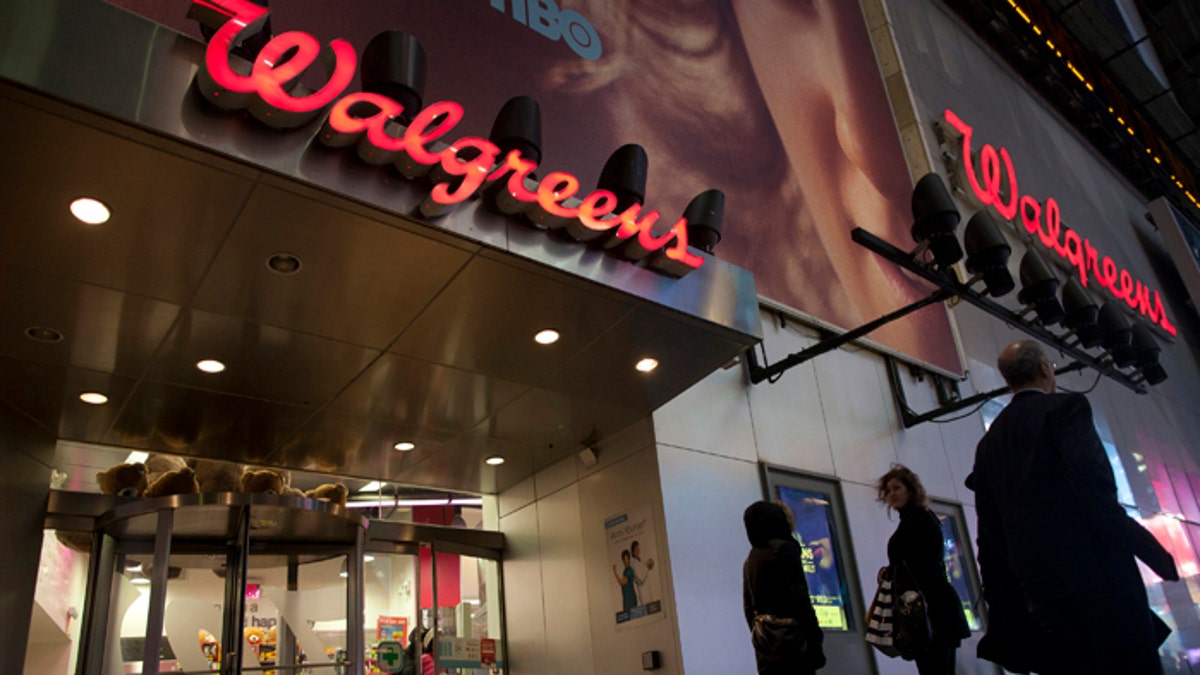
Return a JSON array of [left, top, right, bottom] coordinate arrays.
[[0, 2, 760, 497]]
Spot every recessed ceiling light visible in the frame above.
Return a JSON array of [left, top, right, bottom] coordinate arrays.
[[534, 329, 560, 345], [358, 481, 382, 493], [79, 392, 109, 405], [266, 252, 302, 275], [24, 326, 63, 343], [635, 358, 658, 373], [196, 359, 226, 373], [484, 456, 505, 466], [70, 197, 110, 225], [126, 451, 149, 464], [393, 441, 415, 452]]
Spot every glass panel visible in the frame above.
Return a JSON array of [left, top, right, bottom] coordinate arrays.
[[157, 547, 229, 674], [932, 509, 982, 630], [433, 554, 505, 675], [365, 550, 420, 675], [243, 551, 348, 674], [775, 485, 851, 631], [29, 530, 91, 675]]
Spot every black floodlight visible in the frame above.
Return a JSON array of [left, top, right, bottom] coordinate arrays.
[[1097, 301, 1136, 367], [490, 95, 542, 166], [1017, 248, 1063, 325], [1130, 321, 1166, 384], [597, 144, 648, 213], [1061, 277, 1104, 348], [963, 211, 1014, 297], [911, 173, 963, 267], [683, 189, 725, 254], [360, 31, 427, 124]]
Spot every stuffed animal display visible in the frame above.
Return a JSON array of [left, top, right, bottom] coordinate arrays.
[[241, 469, 287, 495], [96, 463, 147, 497], [191, 458, 243, 493], [145, 453, 189, 486], [144, 466, 200, 498], [306, 483, 349, 506]]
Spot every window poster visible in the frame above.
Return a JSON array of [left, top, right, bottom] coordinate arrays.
[[935, 512, 981, 630], [776, 486, 850, 630], [604, 508, 664, 628]]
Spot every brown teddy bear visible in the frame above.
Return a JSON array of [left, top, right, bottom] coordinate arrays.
[[240, 468, 286, 495], [191, 458, 243, 493], [145, 453, 188, 485], [305, 483, 348, 506], [144, 466, 200, 498], [96, 462, 147, 497]]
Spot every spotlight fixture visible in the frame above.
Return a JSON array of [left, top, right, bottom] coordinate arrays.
[[79, 392, 109, 405], [70, 197, 110, 225], [1016, 249, 1063, 325], [24, 326, 63, 343], [910, 173, 963, 268], [490, 95, 545, 216], [266, 252, 302, 275], [566, 144, 648, 241], [1060, 277, 1103, 348], [534, 329, 560, 345], [484, 456, 505, 466], [963, 211, 1014, 297], [682, 189, 725, 255], [636, 358, 658, 373], [393, 441, 415, 451], [1130, 321, 1167, 385], [196, 359, 226, 374], [1096, 301, 1135, 367], [359, 31, 427, 124]]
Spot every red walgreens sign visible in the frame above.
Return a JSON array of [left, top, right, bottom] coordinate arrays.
[[190, 0, 705, 277], [942, 109, 1176, 336]]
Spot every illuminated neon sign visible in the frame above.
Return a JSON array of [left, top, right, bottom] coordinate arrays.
[[942, 109, 1176, 336], [189, 0, 703, 277]]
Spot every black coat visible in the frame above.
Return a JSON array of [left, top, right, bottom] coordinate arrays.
[[743, 502, 825, 674], [970, 390, 1173, 674], [886, 502, 970, 648]]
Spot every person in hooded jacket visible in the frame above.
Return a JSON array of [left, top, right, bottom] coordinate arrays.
[[876, 464, 970, 674], [743, 500, 826, 674]]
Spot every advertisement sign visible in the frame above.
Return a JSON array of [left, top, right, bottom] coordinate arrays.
[[776, 486, 850, 630], [106, 0, 959, 372], [375, 640, 405, 674], [376, 616, 407, 642], [604, 508, 664, 627]]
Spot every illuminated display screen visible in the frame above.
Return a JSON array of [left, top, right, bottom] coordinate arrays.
[[935, 511, 981, 630], [776, 485, 850, 630]]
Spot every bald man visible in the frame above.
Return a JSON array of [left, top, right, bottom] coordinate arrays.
[[968, 340, 1175, 674]]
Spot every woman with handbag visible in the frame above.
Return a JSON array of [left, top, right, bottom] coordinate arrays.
[[876, 465, 970, 674], [742, 500, 826, 674]]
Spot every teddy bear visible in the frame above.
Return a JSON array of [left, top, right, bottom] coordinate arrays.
[[96, 462, 147, 497], [190, 458, 243, 494], [241, 468, 286, 495], [305, 483, 348, 506], [144, 466, 200, 498], [145, 453, 188, 486]]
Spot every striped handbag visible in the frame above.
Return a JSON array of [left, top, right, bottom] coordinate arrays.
[[864, 567, 901, 658]]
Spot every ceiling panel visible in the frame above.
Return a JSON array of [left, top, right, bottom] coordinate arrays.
[[191, 179, 477, 350], [137, 309, 381, 408], [323, 353, 529, 432], [0, 358, 139, 441], [389, 254, 636, 386], [103, 383, 316, 461], [0, 96, 257, 304], [0, 265, 181, 375], [269, 411, 461, 479]]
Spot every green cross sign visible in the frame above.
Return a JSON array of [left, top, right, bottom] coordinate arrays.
[[376, 640, 404, 673]]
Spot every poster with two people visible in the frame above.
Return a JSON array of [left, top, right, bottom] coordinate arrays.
[[605, 509, 663, 627]]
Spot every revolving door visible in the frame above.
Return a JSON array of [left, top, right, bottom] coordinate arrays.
[[67, 493, 367, 675], [46, 491, 507, 675]]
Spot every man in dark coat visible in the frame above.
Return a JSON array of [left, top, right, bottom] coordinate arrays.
[[968, 340, 1178, 674]]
